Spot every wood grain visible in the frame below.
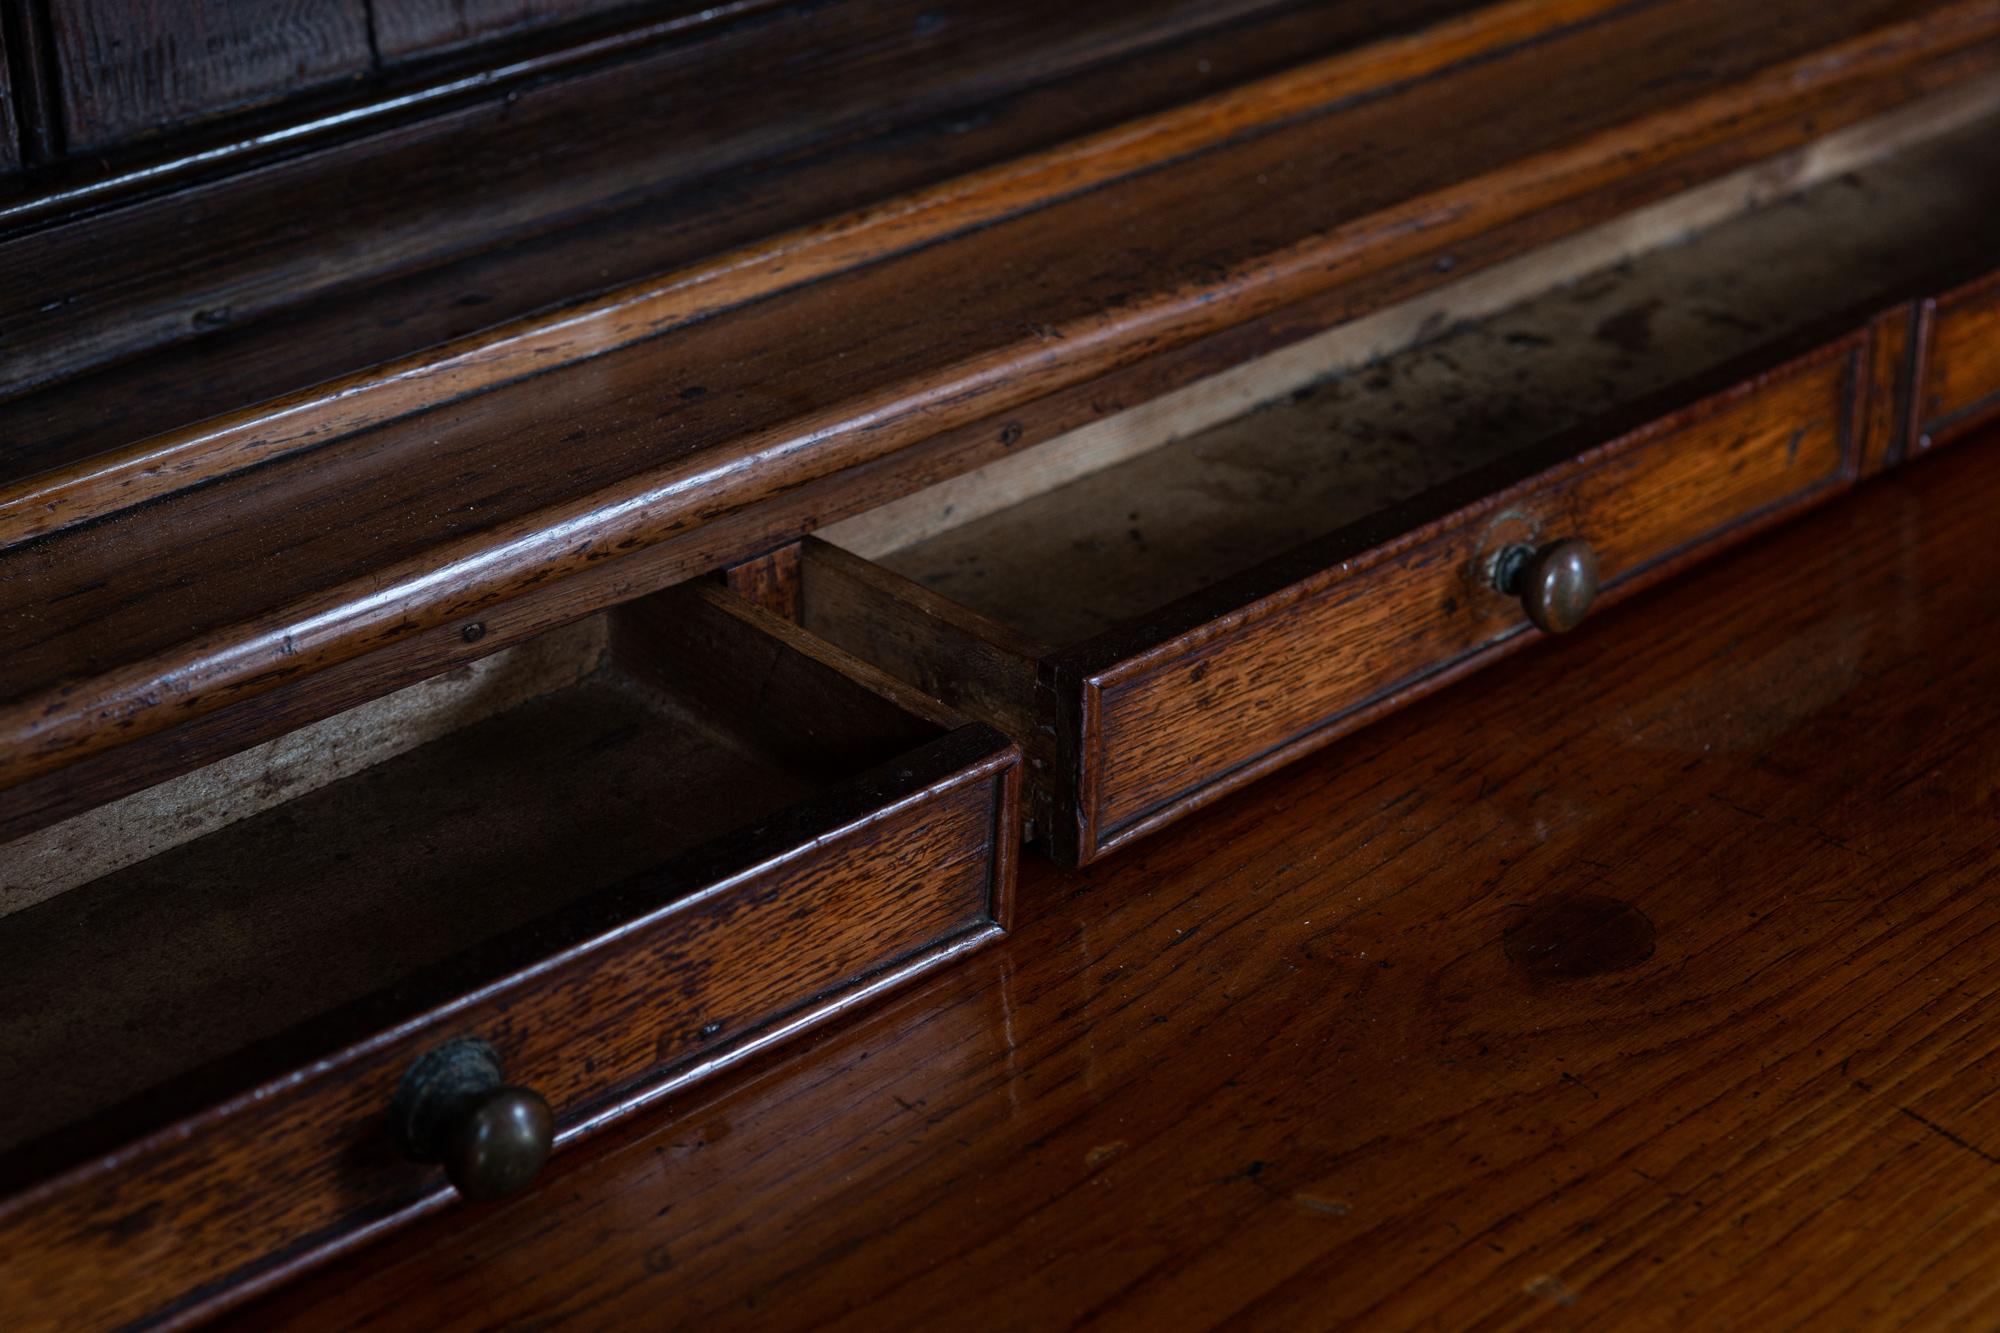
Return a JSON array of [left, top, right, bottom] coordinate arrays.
[[718, 545, 802, 623], [2, 0, 1990, 801], [0, 586, 1018, 1332], [224, 416, 2000, 1333], [46, 0, 372, 150]]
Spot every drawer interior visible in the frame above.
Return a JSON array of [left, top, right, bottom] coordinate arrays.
[[0, 587, 945, 1159], [815, 97, 2000, 649]]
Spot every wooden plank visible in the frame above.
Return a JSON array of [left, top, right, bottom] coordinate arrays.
[[46, 0, 372, 150], [0, 0, 60, 165]]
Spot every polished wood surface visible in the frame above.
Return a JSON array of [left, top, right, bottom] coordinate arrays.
[[240, 428, 2000, 1329]]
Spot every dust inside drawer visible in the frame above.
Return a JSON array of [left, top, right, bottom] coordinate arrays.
[[0, 584, 999, 1166], [805, 89, 2000, 860]]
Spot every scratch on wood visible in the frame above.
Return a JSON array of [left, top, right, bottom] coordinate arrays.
[[1898, 1106, 2000, 1167]]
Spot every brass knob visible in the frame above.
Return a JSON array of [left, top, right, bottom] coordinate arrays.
[[391, 1038, 555, 1202], [1493, 538, 1599, 634]]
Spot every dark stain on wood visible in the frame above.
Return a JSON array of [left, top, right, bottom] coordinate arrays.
[[1503, 894, 1658, 980]]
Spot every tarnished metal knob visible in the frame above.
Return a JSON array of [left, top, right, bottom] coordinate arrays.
[[1494, 538, 1599, 634], [391, 1038, 554, 1202]]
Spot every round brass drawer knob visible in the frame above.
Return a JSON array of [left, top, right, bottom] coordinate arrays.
[[1495, 537, 1600, 634], [391, 1037, 555, 1202]]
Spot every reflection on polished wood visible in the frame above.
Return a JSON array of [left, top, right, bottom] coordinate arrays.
[[238, 431, 2000, 1328]]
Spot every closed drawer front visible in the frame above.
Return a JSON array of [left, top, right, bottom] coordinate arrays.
[[1914, 267, 2000, 452], [0, 584, 1017, 1330], [1085, 338, 1862, 850]]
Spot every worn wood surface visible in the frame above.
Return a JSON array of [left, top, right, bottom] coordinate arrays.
[[717, 545, 802, 623], [232, 424, 2000, 1331], [0, 586, 1018, 1333], [3, 0, 1993, 810], [869, 107, 2000, 645]]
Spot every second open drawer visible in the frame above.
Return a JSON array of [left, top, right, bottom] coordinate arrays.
[[802, 335, 1861, 863], [798, 95, 2000, 862]]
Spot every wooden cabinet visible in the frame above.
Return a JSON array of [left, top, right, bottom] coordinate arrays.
[[4, 2, 2000, 1325], [0, 584, 1017, 1329]]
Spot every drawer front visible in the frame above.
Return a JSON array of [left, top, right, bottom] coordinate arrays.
[[1914, 268, 2000, 452], [0, 741, 1015, 1331], [1082, 336, 1863, 856]]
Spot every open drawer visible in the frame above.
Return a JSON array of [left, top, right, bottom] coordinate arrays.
[[801, 99, 2000, 864], [0, 583, 1017, 1329]]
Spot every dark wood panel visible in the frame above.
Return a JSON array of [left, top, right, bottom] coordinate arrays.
[[224, 419, 2000, 1333], [47, 0, 372, 151], [0, 0, 1983, 801], [375, 0, 673, 61]]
